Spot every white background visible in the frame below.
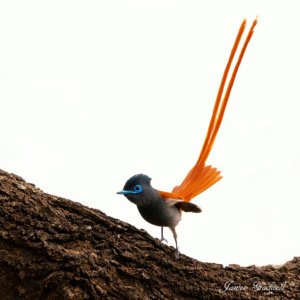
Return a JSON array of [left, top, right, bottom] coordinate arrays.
[[0, 0, 299, 266]]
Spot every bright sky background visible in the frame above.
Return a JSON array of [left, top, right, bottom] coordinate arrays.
[[0, 0, 299, 266]]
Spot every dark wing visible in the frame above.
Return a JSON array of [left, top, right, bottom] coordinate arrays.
[[164, 198, 201, 213]]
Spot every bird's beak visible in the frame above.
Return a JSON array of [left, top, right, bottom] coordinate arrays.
[[116, 190, 133, 195]]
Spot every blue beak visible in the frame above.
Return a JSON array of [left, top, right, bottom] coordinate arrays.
[[117, 190, 134, 195]]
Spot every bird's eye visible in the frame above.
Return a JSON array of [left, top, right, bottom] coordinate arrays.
[[133, 184, 143, 193]]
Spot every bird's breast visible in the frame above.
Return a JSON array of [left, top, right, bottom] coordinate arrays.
[[137, 199, 181, 228]]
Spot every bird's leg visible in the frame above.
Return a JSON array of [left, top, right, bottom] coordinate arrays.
[[170, 227, 180, 259], [160, 226, 168, 244]]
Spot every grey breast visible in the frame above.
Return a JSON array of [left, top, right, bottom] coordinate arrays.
[[137, 195, 181, 227]]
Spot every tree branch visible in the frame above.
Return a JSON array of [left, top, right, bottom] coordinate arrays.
[[0, 169, 299, 299]]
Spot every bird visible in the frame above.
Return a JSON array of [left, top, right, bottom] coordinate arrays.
[[117, 19, 257, 258]]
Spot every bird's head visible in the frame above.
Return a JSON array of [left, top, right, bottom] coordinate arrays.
[[117, 174, 152, 203]]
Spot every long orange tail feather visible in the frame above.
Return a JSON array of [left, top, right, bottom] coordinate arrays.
[[160, 19, 257, 202]]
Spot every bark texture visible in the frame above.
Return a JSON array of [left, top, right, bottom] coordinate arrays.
[[0, 169, 299, 299]]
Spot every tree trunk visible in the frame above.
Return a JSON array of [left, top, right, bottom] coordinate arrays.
[[0, 169, 299, 299]]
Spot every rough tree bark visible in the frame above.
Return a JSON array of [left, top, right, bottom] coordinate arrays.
[[0, 169, 299, 299]]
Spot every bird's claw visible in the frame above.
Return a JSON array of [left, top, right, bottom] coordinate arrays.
[[175, 249, 180, 260], [160, 237, 168, 244]]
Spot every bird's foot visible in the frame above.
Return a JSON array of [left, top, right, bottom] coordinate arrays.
[[175, 248, 180, 260], [160, 237, 168, 244]]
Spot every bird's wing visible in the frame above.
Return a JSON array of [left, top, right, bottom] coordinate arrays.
[[159, 19, 257, 202], [164, 198, 201, 213]]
